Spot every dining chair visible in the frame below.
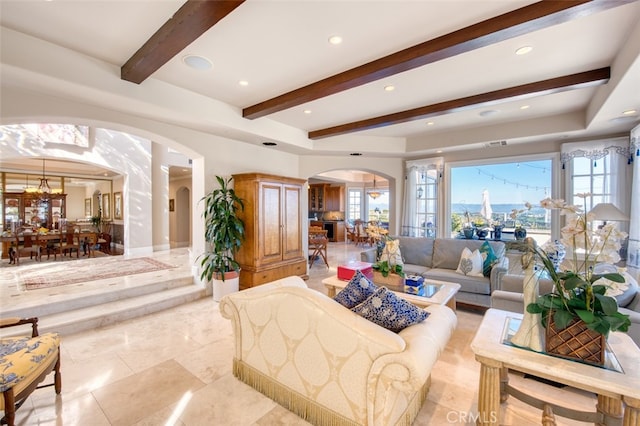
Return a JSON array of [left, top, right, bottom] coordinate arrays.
[[39, 234, 62, 261], [61, 232, 81, 258], [14, 234, 40, 265], [353, 220, 372, 247]]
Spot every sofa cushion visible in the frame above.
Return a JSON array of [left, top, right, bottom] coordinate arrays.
[[479, 241, 498, 277], [397, 236, 434, 268], [455, 247, 484, 277], [402, 263, 430, 276], [432, 239, 504, 270], [352, 286, 429, 333], [334, 270, 378, 308], [424, 268, 491, 295]]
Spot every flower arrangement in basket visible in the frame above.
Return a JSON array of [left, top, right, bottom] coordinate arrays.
[[525, 194, 630, 364]]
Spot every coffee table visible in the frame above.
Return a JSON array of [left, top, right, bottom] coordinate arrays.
[[471, 309, 640, 425], [322, 275, 460, 311]]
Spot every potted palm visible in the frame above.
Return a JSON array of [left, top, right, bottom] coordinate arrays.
[[199, 175, 245, 301]]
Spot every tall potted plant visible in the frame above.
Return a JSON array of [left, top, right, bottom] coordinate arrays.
[[199, 175, 245, 301]]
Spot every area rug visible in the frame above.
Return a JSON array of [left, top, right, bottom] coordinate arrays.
[[20, 257, 175, 290]]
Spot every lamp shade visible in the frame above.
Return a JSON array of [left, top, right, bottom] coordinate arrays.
[[588, 203, 629, 221]]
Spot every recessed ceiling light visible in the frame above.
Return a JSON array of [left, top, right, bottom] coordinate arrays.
[[328, 35, 343, 45], [520, 105, 530, 110], [515, 46, 533, 55], [623, 109, 637, 115], [479, 110, 499, 117], [238, 80, 249, 86], [262, 141, 277, 146], [384, 85, 395, 92], [426, 121, 434, 126], [350, 152, 362, 156], [436, 150, 443, 153], [182, 55, 212, 70], [303, 109, 312, 114]]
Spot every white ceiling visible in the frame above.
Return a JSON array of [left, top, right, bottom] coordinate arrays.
[[0, 0, 639, 164]]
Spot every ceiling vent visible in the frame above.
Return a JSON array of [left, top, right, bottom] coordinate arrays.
[[485, 140, 507, 148]]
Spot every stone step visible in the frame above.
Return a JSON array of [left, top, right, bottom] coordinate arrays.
[[2, 275, 207, 336]]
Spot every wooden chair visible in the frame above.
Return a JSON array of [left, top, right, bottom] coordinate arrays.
[[345, 223, 356, 243], [308, 228, 329, 268], [61, 232, 81, 258], [0, 317, 61, 426], [353, 220, 372, 247], [38, 234, 63, 261], [97, 233, 112, 254], [14, 234, 41, 265]]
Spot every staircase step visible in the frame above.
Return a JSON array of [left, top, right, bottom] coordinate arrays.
[[36, 284, 206, 336], [2, 271, 208, 336]]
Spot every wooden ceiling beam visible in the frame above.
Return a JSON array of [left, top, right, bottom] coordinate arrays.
[[243, 0, 629, 120], [308, 67, 611, 140], [121, 0, 245, 84]]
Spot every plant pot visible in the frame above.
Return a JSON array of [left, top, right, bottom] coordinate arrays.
[[493, 227, 503, 241], [462, 228, 475, 239], [372, 270, 404, 292], [514, 227, 527, 241], [545, 313, 605, 365], [475, 228, 488, 240], [212, 270, 240, 302]]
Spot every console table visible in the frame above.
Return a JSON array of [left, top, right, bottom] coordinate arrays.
[[471, 309, 640, 425]]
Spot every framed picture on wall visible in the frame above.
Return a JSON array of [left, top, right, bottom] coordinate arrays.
[[102, 193, 110, 219], [84, 198, 91, 217], [169, 199, 175, 212], [114, 192, 123, 220]]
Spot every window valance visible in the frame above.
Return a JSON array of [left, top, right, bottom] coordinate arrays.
[[560, 137, 632, 168], [405, 157, 444, 176]]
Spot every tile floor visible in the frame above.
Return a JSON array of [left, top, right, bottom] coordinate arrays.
[[3, 242, 599, 425]]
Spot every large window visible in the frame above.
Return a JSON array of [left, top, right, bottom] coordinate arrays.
[[449, 157, 553, 245], [415, 170, 437, 237], [347, 188, 362, 223]]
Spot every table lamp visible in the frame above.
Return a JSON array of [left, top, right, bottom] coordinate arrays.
[[589, 202, 629, 225]]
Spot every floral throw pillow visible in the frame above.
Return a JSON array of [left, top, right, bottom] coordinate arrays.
[[455, 247, 484, 277], [334, 270, 378, 308], [351, 286, 429, 333], [479, 241, 498, 277]]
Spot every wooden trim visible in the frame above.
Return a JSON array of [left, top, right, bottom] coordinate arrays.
[[243, 0, 628, 119], [309, 67, 610, 139], [121, 0, 245, 84]]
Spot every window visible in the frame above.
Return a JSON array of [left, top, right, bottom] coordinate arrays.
[[448, 157, 553, 245], [571, 156, 616, 211], [347, 188, 362, 223], [367, 191, 389, 226], [416, 170, 437, 237]]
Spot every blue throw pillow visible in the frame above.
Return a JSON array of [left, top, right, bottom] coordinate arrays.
[[334, 270, 378, 308], [479, 241, 498, 277], [351, 286, 429, 333]]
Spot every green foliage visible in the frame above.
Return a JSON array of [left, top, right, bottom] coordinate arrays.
[[451, 213, 463, 233], [525, 245, 630, 336], [199, 176, 245, 282], [371, 260, 404, 277]]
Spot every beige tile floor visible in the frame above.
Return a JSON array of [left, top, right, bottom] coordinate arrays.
[[3, 242, 599, 425]]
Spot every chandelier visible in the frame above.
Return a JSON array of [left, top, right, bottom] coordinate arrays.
[[37, 159, 51, 201], [368, 176, 381, 199]]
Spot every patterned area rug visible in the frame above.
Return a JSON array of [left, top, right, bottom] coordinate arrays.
[[20, 257, 175, 290]]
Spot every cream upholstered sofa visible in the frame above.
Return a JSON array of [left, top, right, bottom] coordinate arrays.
[[219, 276, 457, 426]]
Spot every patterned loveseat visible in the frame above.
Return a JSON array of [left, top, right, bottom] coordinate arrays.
[[219, 276, 457, 426]]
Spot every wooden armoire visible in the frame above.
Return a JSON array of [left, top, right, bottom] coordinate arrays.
[[232, 173, 308, 289]]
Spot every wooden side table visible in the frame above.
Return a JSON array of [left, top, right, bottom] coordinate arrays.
[[471, 309, 640, 425]]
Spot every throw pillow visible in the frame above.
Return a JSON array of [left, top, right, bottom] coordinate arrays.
[[381, 239, 404, 268], [334, 270, 378, 308], [455, 247, 484, 277], [479, 241, 498, 277], [351, 286, 429, 333]]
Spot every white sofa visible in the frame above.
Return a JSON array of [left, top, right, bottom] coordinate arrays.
[[219, 276, 457, 426]]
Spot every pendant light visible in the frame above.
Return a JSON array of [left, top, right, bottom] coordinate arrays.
[[368, 176, 381, 199]]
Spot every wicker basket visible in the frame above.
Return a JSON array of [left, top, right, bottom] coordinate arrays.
[[372, 271, 404, 292], [545, 313, 605, 365]]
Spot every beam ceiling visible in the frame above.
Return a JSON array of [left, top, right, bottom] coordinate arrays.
[[121, 0, 245, 84], [309, 67, 611, 139], [242, 0, 629, 121]]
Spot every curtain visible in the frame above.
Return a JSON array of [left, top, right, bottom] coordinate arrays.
[[561, 136, 633, 233], [628, 124, 640, 279], [401, 157, 443, 237]]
